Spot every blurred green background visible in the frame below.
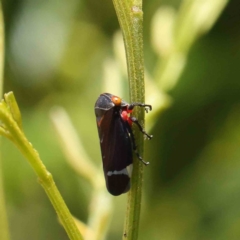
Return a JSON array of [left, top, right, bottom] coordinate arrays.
[[1, 0, 240, 239]]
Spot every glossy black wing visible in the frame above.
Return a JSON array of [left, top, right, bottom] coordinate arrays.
[[96, 108, 133, 196]]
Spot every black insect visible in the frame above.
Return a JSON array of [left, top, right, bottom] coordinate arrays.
[[94, 93, 152, 196]]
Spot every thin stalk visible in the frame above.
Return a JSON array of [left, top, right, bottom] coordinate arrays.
[[112, 0, 145, 239], [0, 94, 83, 240], [0, 3, 10, 240]]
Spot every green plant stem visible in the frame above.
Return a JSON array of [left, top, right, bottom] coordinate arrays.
[[0, 98, 83, 240], [0, 160, 9, 240], [112, 0, 145, 239], [0, 3, 10, 240]]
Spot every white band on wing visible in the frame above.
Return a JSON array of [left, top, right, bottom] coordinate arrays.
[[107, 164, 133, 177]]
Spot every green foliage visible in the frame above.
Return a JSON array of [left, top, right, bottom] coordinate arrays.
[[0, 92, 83, 240], [0, 0, 235, 239]]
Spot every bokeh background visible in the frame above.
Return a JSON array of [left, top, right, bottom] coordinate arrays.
[[1, 0, 240, 239]]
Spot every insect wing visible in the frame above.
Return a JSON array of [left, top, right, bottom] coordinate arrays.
[[97, 109, 133, 196]]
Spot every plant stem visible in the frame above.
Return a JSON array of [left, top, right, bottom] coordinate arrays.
[[0, 96, 83, 240], [112, 0, 145, 239], [0, 3, 10, 240]]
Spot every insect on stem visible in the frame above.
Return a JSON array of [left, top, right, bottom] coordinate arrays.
[[94, 93, 153, 196]]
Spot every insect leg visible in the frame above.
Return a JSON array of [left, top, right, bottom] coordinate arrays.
[[130, 117, 153, 140], [128, 103, 152, 113], [126, 123, 150, 165]]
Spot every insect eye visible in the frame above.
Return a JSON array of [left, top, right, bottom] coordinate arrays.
[[112, 96, 122, 106]]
